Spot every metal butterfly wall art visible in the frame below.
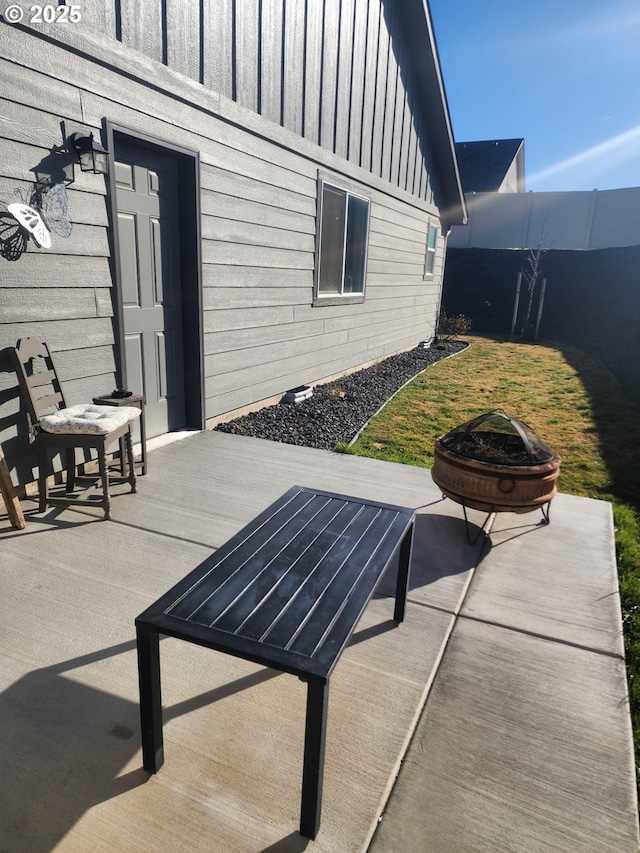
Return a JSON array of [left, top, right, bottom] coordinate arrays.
[[0, 210, 28, 261], [7, 201, 51, 248], [7, 182, 72, 249], [35, 183, 73, 238]]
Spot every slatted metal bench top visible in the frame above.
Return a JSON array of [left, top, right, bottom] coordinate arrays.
[[136, 485, 415, 678], [135, 485, 415, 838]]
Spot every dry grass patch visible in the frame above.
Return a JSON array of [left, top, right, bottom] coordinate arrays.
[[350, 335, 637, 503]]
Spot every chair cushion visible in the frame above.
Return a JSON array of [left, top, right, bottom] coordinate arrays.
[[39, 404, 141, 435]]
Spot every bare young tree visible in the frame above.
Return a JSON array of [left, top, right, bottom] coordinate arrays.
[[519, 218, 550, 339]]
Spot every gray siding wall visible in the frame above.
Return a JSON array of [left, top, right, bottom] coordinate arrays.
[[72, 0, 439, 204], [0, 3, 446, 484]]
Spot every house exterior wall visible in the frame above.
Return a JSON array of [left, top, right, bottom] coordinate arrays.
[[61, 0, 441, 204], [0, 1, 453, 483], [499, 149, 524, 193], [448, 188, 640, 249]]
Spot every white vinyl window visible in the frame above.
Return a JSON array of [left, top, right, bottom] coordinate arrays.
[[424, 223, 438, 276], [315, 179, 370, 305]]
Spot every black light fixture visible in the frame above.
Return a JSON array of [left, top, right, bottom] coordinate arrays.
[[67, 131, 109, 175]]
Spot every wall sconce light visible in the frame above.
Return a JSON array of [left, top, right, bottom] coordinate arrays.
[[67, 132, 109, 175]]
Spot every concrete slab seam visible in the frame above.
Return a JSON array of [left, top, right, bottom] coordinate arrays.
[[362, 557, 481, 852], [112, 517, 221, 551], [457, 612, 626, 662], [359, 615, 458, 853]]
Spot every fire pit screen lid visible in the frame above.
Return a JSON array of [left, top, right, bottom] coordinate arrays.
[[439, 411, 558, 466]]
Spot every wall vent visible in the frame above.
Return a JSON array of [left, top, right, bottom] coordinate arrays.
[[281, 385, 313, 404]]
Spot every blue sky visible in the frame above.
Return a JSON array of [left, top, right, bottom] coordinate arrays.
[[428, 0, 640, 191]]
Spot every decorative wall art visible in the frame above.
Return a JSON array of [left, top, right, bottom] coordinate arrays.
[[1, 122, 106, 261], [0, 211, 28, 261], [32, 183, 72, 238], [5, 182, 72, 251], [7, 201, 51, 248]]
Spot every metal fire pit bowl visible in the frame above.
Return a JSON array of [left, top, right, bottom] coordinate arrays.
[[431, 411, 561, 542]]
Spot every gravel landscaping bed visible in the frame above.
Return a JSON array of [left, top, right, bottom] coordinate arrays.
[[214, 340, 468, 450]]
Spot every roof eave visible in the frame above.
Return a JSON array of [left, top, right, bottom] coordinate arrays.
[[413, 0, 467, 226]]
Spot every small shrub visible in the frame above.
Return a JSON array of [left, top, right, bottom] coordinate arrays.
[[437, 309, 472, 343]]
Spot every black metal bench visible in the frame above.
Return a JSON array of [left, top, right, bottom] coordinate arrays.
[[135, 485, 415, 839]]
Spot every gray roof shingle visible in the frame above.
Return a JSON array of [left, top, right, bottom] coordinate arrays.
[[455, 138, 524, 192]]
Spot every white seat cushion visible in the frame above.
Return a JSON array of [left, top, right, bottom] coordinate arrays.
[[39, 404, 141, 435]]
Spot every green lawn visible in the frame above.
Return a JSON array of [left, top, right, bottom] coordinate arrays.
[[338, 335, 640, 778]]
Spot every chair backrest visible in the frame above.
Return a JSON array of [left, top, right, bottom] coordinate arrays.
[[11, 338, 68, 432]]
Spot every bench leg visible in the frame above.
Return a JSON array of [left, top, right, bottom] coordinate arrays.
[[300, 678, 328, 840], [393, 523, 414, 622], [136, 627, 164, 773]]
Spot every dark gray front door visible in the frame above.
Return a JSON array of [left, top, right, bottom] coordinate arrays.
[[115, 143, 186, 438]]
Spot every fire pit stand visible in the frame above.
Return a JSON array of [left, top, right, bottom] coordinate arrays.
[[431, 411, 561, 544], [453, 496, 552, 545]]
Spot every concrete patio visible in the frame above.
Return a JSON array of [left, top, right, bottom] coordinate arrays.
[[1, 430, 638, 853]]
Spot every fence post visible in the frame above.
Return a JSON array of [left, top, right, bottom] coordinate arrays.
[[534, 278, 547, 341], [510, 271, 522, 339]]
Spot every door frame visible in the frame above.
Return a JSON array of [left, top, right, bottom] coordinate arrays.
[[104, 120, 205, 431]]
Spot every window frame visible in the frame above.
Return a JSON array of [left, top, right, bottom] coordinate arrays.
[[313, 173, 371, 307], [424, 222, 438, 278]]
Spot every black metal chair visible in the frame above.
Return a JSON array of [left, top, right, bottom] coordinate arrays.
[[11, 337, 140, 520]]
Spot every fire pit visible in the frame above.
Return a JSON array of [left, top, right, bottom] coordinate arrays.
[[431, 411, 561, 539]]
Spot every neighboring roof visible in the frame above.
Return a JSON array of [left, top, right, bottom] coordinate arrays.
[[397, 0, 467, 227], [455, 139, 524, 193]]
